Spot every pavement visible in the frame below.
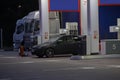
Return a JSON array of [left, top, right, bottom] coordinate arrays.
[[0, 50, 120, 60], [70, 54, 120, 60]]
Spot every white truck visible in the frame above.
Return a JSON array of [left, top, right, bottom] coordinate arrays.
[[13, 19, 25, 49], [13, 11, 60, 49]]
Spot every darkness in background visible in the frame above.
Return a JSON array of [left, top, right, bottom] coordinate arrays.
[[0, 0, 39, 48], [99, 6, 120, 40]]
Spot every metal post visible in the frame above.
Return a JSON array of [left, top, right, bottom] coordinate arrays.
[[39, 0, 49, 43], [0, 28, 3, 49], [80, 0, 99, 55]]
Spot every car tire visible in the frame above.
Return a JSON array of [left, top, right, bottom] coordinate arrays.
[[45, 48, 54, 58]]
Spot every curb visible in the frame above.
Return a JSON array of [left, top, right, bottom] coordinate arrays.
[[70, 54, 120, 60]]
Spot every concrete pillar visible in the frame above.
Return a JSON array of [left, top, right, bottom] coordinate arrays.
[[39, 0, 49, 43], [89, 0, 99, 54], [80, 0, 99, 55], [80, 0, 91, 55]]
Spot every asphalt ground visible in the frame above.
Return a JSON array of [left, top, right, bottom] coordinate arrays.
[[0, 51, 120, 80]]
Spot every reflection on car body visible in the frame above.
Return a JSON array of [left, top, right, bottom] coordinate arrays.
[[31, 35, 82, 57]]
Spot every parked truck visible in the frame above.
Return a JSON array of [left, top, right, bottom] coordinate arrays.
[[13, 11, 60, 49]]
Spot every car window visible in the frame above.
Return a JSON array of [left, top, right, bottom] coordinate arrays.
[[49, 37, 60, 42], [66, 36, 73, 42], [25, 20, 34, 33], [57, 36, 67, 42]]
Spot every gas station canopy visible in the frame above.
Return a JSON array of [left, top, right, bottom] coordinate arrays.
[[50, 0, 79, 11], [50, 0, 120, 11]]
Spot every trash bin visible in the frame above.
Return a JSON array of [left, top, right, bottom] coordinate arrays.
[[79, 35, 86, 55], [72, 35, 86, 55]]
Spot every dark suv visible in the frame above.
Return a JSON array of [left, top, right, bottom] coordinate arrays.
[[31, 35, 82, 57]]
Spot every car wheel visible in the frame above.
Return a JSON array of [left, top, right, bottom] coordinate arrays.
[[45, 48, 54, 58]]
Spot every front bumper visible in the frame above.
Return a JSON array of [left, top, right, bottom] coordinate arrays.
[[31, 48, 45, 56]]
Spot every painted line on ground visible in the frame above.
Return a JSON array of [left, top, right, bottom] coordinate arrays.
[[43, 67, 96, 72], [44, 65, 120, 72], [19, 61, 35, 64], [107, 65, 120, 68], [0, 59, 62, 65], [81, 67, 96, 69], [0, 57, 17, 59], [0, 55, 3, 56], [0, 78, 11, 80]]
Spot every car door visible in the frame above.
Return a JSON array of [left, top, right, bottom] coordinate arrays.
[[54, 36, 68, 54], [66, 36, 77, 54], [72, 36, 82, 54]]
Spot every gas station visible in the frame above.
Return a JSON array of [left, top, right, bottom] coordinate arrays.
[[12, 0, 120, 56], [39, 0, 99, 55], [38, 0, 120, 55], [1, 1, 120, 79]]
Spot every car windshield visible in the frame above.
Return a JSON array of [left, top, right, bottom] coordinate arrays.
[[49, 36, 61, 42], [25, 20, 34, 33], [49, 37, 59, 42]]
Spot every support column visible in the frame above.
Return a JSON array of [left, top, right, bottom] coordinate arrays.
[[89, 0, 99, 54], [39, 0, 49, 43], [80, 0, 99, 55], [80, 0, 91, 55]]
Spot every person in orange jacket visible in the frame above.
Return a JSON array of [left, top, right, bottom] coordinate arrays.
[[19, 41, 26, 57]]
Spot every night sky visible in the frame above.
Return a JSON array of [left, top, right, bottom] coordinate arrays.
[[0, 0, 39, 47]]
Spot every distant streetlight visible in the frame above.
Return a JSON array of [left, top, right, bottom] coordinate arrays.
[[0, 28, 3, 48], [18, 5, 22, 8]]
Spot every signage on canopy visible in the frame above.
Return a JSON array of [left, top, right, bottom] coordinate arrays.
[[50, 0, 120, 11], [49, 0, 79, 11]]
